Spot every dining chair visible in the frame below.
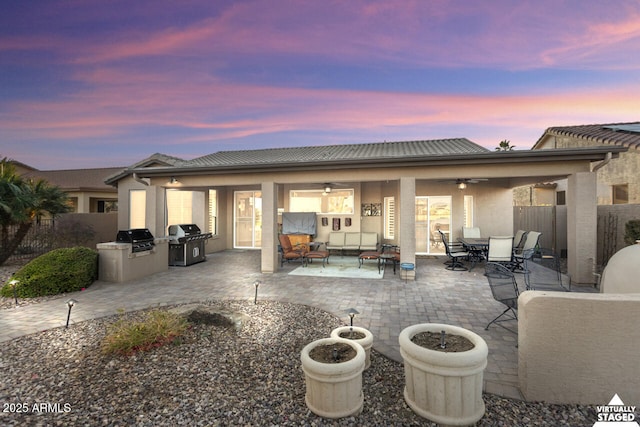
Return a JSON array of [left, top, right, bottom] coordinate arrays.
[[487, 236, 514, 266], [438, 229, 469, 271], [462, 227, 481, 238]]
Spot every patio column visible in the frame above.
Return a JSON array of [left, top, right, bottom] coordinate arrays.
[[261, 181, 278, 273], [566, 172, 597, 285], [399, 177, 416, 281]]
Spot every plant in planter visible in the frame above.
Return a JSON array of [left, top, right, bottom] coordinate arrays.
[[330, 326, 373, 369], [300, 337, 365, 419], [399, 323, 488, 426]]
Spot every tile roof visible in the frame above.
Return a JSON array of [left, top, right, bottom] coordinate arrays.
[[534, 122, 640, 150], [24, 167, 125, 192], [187, 138, 488, 167]]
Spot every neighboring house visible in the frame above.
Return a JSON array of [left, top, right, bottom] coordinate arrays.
[[518, 122, 640, 265], [532, 122, 640, 205], [22, 167, 125, 214], [105, 139, 623, 284]]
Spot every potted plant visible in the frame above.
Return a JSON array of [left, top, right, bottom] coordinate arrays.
[[330, 326, 373, 369], [399, 323, 488, 426], [300, 337, 365, 419]]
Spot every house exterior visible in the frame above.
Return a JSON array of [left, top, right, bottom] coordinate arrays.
[[532, 122, 640, 205], [11, 161, 125, 214], [105, 139, 624, 284]]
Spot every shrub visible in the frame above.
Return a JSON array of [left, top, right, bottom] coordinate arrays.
[[0, 247, 98, 298], [624, 219, 640, 246], [101, 310, 189, 356]]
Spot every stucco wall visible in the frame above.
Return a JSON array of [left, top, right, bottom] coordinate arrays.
[[537, 136, 640, 204], [518, 291, 640, 405]]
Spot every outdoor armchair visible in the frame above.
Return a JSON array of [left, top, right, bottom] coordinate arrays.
[[487, 236, 515, 266], [462, 227, 481, 238], [484, 262, 519, 333], [438, 229, 469, 271], [513, 231, 542, 272], [278, 234, 307, 267]]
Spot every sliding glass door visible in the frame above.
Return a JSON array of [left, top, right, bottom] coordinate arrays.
[[416, 196, 451, 255], [234, 191, 262, 249]]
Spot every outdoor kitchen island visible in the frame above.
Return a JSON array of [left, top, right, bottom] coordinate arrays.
[[97, 229, 169, 283]]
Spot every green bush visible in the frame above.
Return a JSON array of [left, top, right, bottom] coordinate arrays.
[[1, 247, 98, 298], [101, 310, 189, 356], [624, 220, 640, 246]]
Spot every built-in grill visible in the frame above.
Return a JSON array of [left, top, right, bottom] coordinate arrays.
[[116, 229, 155, 253], [168, 224, 212, 266]]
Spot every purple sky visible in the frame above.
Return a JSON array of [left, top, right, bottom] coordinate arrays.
[[1, 0, 639, 170]]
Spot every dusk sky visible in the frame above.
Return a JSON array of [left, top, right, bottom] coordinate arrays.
[[1, 0, 639, 170]]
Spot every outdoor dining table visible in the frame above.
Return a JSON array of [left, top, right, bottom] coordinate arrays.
[[457, 237, 489, 270]]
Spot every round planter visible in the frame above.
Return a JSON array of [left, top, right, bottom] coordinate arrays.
[[300, 337, 366, 419], [399, 323, 488, 426], [330, 326, 373, 370]]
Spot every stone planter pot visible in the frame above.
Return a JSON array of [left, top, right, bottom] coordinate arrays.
[[330, 326, 373, 370], [300, 337, 366, 419], [399, 323, 488, 426]]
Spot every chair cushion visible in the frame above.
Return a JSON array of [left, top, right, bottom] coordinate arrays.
[[359, 251, 380, 260], [343, 232, 361, 249], [359, 232, 378, 250], [326, 232, 345, 249]]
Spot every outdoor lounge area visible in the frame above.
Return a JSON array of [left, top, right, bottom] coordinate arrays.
[[0, 249, 581, 401]]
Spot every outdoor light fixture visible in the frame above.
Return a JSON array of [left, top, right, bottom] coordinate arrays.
[[253, 280, 259, 304], [65, 299, 78, 329], [170, 177, 179, 184], [347, 308, 359, 327], [9, 279, 19, 307], [324, 186, 332, 194], [457, 181, 467, 190]]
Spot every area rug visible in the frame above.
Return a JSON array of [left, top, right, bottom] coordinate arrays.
[[288, 256, 384, 279]]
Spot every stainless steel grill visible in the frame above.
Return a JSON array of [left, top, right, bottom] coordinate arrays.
[[168, 224, 212, 266], [116, 229, 155, 253]]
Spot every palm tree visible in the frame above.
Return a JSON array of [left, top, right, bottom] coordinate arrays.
[[0, 158, 71, 266], [495, 140, 515, 151]]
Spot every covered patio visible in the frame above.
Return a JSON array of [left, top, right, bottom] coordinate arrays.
[[0, 249, 581, 400]]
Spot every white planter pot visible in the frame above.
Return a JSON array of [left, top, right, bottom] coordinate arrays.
[[300, 337, 365, 419], [330, 326, 373, 370], [399, 323, 488, 426]]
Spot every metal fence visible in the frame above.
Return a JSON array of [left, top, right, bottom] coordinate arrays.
[[7, 219, 55, 262]]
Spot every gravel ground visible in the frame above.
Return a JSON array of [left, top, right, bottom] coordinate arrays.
[[0, 300, 600, 427]]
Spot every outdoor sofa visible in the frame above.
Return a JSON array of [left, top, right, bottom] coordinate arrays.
[[325, 231, 378, 254]]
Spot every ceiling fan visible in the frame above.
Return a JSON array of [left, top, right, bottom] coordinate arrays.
[[456, 178, 487, 189], [439, 178, 488, 190]]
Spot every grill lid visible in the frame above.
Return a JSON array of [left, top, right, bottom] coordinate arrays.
[[168, 224, 201, 237], [116, 228, 155, 243]]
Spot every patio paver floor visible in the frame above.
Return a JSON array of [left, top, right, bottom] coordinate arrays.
[[0, 250, 586, 401]]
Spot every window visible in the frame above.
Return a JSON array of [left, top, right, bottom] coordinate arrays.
[[209, 189, 218, 235], [129, 189, 146, 228], [463, 195, 473, 227], [166, 190, 193, 229], [289, 189, 354, 214], [384, 196, 395, 239], [556, 191, 566, 206], [613, 184, 628, 204]]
